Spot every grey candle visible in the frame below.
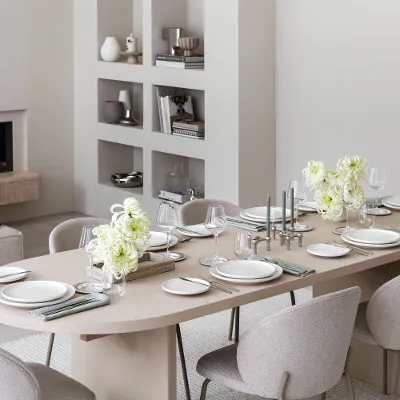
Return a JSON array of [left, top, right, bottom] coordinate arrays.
[[282, 190, 286, 231], [266, 194, 271, 238], [290, 187, 295, 228]]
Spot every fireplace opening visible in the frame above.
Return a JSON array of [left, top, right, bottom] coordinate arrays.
[[0, 122, 13, 173]]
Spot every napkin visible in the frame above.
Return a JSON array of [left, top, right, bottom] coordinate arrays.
[[29, 293, 110, 321], [226, 217, 266, 232]]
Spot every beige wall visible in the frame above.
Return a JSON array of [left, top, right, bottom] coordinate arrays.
[[0, 0, 74, 222], [276, 0, 400, 199]]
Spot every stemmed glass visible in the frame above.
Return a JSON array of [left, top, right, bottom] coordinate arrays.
[[368, 167, 387, 217], [287, 180, 313, 232], [199, 204, 228, 267], [234, 232, 253, 260], [157, 201, 179, 258], [78, 225, 103, 293]]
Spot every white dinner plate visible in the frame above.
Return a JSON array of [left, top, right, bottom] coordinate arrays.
[[178, 224, 213, 238], [148, 235, 179, 251], [346, 229, 400, 245], [0, 267, 28, 284], [386, 196, 400, 207], [382, 198, 400, 210], [297, 202, 318, 213], [240, 208, 292, 223], [307, 243, 350, 258], [210, 264, 283, 284], [149, 231, 168, 247], [162, 278, 211, 295], [2, 281, 67, 303], [0, 283, 76, 309], [216, 260, 275, 280], [341, 232, 400, 249]]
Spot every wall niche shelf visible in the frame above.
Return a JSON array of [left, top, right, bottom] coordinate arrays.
[[98, 140, 144, 196], [98, 79, 143, 128]]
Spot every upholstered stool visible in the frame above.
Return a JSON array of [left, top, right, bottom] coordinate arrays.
[[0, 226, 23, 266]]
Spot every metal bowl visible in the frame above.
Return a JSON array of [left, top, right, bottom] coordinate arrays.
[[111, 172, 143, 188]]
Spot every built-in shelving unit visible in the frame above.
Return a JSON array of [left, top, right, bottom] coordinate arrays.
[[74, 0, 275, 222]]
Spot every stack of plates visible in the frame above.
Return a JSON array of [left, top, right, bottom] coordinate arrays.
[[210, 260, 283, 284], [341, 229, 400, 249], [177, 224, 212, 238], [382, 196, 400, 210], [240, 207, 293, 223], [0, 281, 76, 309], [148, 231, 178, 251]]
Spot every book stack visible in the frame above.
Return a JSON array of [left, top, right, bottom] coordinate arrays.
[[156, 54, 204, 69], [158, 190, 191, 204], [172, 121, 205, 140]]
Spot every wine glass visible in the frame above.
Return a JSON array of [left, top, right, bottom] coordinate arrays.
[[234, 232, 253, 260], [156, 201, 179, 258], [78, 225, 103, 293], [368, 167, 387, 216], [199, 204, 228, 266], [287, 180, 313, 232]]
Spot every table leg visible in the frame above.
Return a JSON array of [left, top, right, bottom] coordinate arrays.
[[72, 325, 176, 400]]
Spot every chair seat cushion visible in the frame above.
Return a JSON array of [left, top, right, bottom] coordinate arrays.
[[196, 344, 261, 395], [27, 363, 95, 400], [352, 302, 378, 346]]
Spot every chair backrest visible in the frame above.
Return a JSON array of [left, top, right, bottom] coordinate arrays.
[[237, 287, 361, 399], [0, 348, 40, 400], [49, 217, 109, 254], [367, 275, 400, 350], [178, 199, 242, 226]]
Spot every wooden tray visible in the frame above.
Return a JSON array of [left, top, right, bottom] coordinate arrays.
[[90, 252, 175, 282]]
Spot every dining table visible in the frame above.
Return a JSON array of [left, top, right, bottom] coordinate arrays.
[[1, 212, 400, 399]]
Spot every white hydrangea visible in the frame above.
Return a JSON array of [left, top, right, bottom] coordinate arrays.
[[302, 161, 327, 190], [88, 197, 151, 278]]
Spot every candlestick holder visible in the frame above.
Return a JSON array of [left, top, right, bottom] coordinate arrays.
[[252, 236, 271, 254], [272, 225, 303, 250]]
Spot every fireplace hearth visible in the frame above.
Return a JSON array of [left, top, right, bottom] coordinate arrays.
[[0, 122, 13, 173]]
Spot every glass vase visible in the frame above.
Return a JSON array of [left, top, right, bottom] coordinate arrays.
[[344, 204, 360, 232], [103, 269, 126, 299]]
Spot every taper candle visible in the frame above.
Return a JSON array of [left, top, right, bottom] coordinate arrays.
[[266, 194, 271, 238], [282, 190, 286, 231], [290, 187, 295, 228]]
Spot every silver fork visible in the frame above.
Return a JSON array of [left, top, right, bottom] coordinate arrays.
[[325, 241, 371, 256], [37, 296, 97, 316]]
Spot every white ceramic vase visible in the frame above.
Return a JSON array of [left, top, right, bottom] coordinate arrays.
[[100, 37, 121, 62], [118, 90, 131, 112]]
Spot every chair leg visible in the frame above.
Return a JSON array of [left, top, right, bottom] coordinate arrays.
[[176, 324, 191, 400], [344, 348, 356, 400], [290, 290, 296, 306], [321, 392, 327, 400], [45, 333, 55, 367], [234, 306, 240, 343], [228, 308, 235, 341], [200, 379, 211, 400], [278, 371, 289, 400], [383, 348, 388, 395]]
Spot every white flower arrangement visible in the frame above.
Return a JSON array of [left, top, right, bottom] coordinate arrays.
[[302, 156, 368, 221], [88, 198, 151, 278]]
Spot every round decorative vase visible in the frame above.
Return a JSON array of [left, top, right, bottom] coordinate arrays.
[[103, 101, 124, 124], [177, 37, 200, 57], [100, 37, 121, 62]]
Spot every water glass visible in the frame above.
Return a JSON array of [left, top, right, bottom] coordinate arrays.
[[156, 201, 179, 257], [234, 232, 253, 260], [358, 204, 376, 229], [103, 270, 126, 299]]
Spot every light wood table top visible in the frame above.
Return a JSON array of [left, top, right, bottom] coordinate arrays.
[[1, 213, 400, 335]]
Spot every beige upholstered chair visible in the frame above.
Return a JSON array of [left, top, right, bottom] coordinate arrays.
[[197, 287, 361, 400], [352, 275, 400, 395], [0, 347, 95, 400], [48, 217, 191, 400]]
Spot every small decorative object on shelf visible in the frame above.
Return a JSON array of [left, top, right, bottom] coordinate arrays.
[[111, 172, 143, 188], [117, 90, 138, 126], [156, 88, 195, 134], [100, 37, 121, 62], [119, 51, 142, 65], [126, 33, 138, 52], [103, 101, 124, 124], [118, 90, 131, 111], [87, 198, 151, 298], [178, 37, 200, 57], [172, 121, 205, 139], [303, 155, 368, 227], [162, 27, 184, 55], [158, 190, 191, 204]]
